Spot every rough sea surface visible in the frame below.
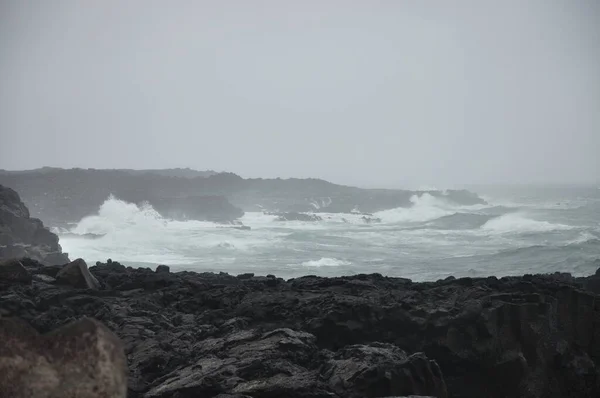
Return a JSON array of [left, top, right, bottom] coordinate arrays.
[[58, 186, 600, 281]]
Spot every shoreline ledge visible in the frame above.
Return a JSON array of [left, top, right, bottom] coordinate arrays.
[[1, 258, 599, 398]]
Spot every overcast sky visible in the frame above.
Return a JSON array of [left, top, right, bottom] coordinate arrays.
[[1, 1, 598, 188]]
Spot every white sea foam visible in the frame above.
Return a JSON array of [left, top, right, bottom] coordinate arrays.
[[374, 193, 456, 223], [56, 190, 597, 280], [302, 257, 351, 267], [481, 213, 573, 234], [60, 196, 282, 265]]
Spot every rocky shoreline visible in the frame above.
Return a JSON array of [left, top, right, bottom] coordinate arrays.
[[1, 258, 599, 398]]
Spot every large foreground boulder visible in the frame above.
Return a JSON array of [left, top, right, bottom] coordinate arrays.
[[0, 184, 69, 265], [0, 317, 127, 398]]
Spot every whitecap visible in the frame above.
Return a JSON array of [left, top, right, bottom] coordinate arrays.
[[481, 213, 573, 234], [301, 257, 351, 267]]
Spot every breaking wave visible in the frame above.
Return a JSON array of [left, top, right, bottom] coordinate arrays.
[[481, 213, 573, 234], [56, 188, 599, 280], [302, 257, 351, 267], [374, 193, 459, 223]]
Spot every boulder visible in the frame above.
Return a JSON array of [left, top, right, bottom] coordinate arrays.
[[156, 264, 170, 274], [0, 259, 31, 284], [55, 258, 100, 289], [0, 317, 127, 398]]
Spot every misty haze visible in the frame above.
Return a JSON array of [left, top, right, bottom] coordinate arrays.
[[1, 2, 599, 398]]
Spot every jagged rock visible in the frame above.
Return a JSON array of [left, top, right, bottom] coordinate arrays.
[[1, 266, 599, 397], [144, 328, 441, 398], [0, 184, 69, 265], [323, 344, 447, 398], [0, 259, 31, 284], [0, 317, 127, 398], [55, 258, 100, 289], [156, 264, 170, 274]]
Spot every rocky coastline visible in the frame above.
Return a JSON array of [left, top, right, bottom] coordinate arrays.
[[1, 181, 599, 397], [1, 257, 599, 398], [0, 168, 486, 227]]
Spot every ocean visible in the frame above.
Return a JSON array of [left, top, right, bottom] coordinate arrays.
[[58, 185, 600, 281]]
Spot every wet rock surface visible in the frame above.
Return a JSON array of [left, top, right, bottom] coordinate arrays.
[[0, 260, 599, 398]]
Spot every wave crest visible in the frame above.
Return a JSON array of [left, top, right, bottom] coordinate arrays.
[[481, 213, 573, 234], [71, 195, 166, 235], [302, 257, 350, 267]]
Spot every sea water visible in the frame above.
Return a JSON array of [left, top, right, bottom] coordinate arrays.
[[58, 186, 600, 281]]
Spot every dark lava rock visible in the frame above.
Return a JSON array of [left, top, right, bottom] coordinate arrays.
[[1, 260, 599, 397], [156, 265, 170, 274], [323, 343, 447, 398], [0, 259, 31, 284], [0, 184, 69, 265], [55, 258, 100, 289]]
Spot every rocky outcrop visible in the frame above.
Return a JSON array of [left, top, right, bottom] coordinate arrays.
[[0, 184, 69, 265], [0, 316, 128, 398], [1, 260, 598, 397]]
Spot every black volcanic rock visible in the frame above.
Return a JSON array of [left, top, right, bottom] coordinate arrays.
[[1, 262, 599, 397], [156, 264, 170, 274], [0, 259, 31, 284], [0, 185, 69, 265], [55, 258, 100, 289]]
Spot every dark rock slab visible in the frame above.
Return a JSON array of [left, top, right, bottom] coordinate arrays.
[[56, 258, 100, 289], [156, 265, 170, 274], [0, 259, 31, 284]]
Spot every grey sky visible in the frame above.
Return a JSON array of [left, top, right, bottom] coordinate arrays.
[[1, 1, 598, 188]]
